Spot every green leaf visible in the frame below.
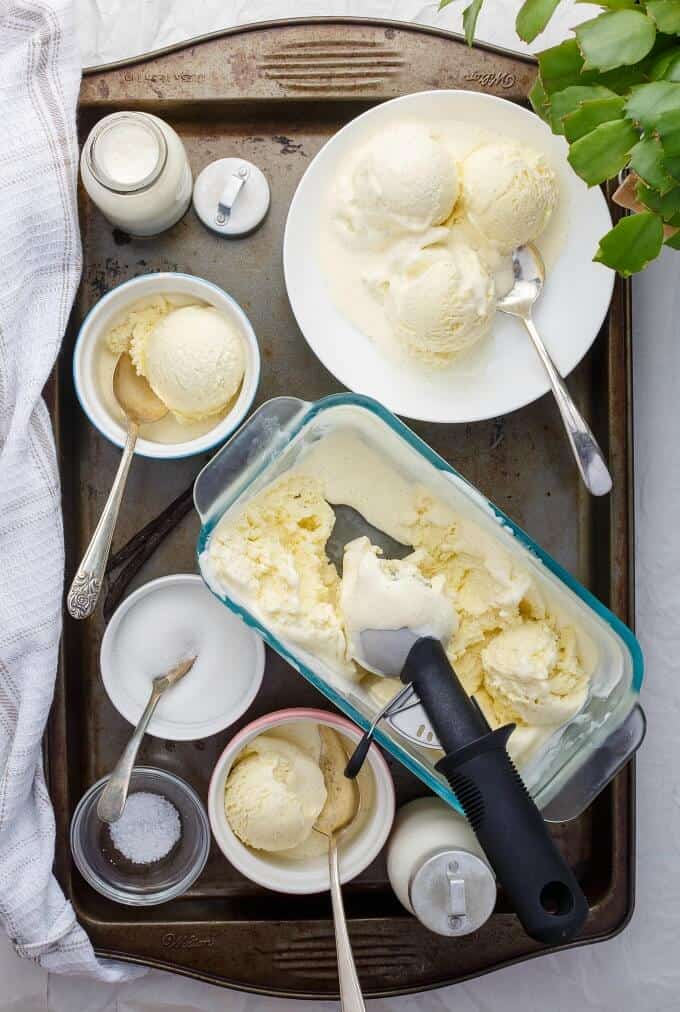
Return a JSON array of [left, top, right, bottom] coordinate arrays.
[[636, 180, 680, 223], [651, 48, 680, 82], [575, 11, 657, 72], [516, 0, 561, 43], [462, 0, 484, 44], [438, 0, 455, 7], [666, 154, 680, 179], [529, 75, 551, 122], [568, 119, 640, 185], [657, 108, 680, 157], [576, 0, 637, 7], [665, 229, 680, 249], [548, 85, 619, 133], [626, 81, 680, 128], [647, 0, 680, 34], [594, 212, 664, 275], [629, 136, 675, 193], [563, 96, 626, 142], [538, 39, 591, 93]]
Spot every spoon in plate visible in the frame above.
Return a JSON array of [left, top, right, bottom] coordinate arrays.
[[97, 655, 197, 823], [67, 353, 167, 619], [314, 727, 365, 1012], [497, 244, 612, 497]]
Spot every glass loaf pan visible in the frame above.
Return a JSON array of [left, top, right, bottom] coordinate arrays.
[[196, 394, 644, 820]]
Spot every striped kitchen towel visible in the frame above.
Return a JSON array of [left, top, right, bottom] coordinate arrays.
[[0, 0, 143, 980]]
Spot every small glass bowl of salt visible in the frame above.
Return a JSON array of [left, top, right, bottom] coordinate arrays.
[[70, 767, 210, 905]]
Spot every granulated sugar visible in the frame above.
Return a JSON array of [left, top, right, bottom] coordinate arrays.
[[109, 791, 181, 864]]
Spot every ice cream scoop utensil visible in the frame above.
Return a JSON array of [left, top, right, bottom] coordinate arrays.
[[325, 504, 411, 575], [97, 655, 196, 823], [314, 729, 364, 1012], [497, 244, 611, 497], [360, 632, 588, 945], [344, 683, 418, 778], [327, 509, 443, 750], [67, 353, 167, 619]]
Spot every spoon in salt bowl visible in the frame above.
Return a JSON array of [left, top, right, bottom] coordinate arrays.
[[97, 655, 197, 823], [67, 353, 167, 620], [496, 244, 612, 497], [314, 727, 365, 1012]]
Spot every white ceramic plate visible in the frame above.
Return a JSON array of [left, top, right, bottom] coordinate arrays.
[[100, 574, 265, 740], [283, 90, 615, 424]]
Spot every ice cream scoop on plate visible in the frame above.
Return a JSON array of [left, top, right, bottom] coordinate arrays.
[[336, 122, 458, 243], [384, 245, 496, 364]]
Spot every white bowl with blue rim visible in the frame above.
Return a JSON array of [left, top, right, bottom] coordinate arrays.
[[73, 272, 260, 460]]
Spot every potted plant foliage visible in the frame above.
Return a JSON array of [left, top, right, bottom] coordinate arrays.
[[441, 0, 680, 275]]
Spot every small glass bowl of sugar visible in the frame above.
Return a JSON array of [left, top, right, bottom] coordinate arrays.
[[70, 767, 210, 905]]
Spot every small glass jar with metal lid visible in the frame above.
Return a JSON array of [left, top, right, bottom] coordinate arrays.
[[80, 111, 192, 236], [387, 796, 497, 937]]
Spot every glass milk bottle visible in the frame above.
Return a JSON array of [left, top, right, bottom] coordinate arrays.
[[387, 797, 497, 936], [80, 112, 192, 236]]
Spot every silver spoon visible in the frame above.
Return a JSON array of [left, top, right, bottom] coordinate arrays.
[[67, 353, 168, 620], [97, 655, 197, 823], [497, 244, 612, 497], [314, 727, 365, 1012]]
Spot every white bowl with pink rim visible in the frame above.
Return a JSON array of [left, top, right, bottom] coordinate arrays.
[[208, 708, 396, 895]]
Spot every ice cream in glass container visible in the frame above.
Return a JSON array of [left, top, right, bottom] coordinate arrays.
[[196, 394, 644, 822]]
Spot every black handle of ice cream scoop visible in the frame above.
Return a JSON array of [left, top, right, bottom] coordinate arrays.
[[402, 637, 589, 945]]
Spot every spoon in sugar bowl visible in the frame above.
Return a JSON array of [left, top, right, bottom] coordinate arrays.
[[67, 353, 167, 619], [497, 244, 612, 497], [97, 655, 197, 823]]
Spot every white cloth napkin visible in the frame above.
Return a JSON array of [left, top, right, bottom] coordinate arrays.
[[0, 0, 142, 981]]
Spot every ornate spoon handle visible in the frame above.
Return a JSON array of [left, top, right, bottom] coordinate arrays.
[[67, 422, 138, 619]]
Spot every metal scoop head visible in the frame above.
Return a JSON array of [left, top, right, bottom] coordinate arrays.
[[323, 505, 442, 750], [325, 504, 411, 575]]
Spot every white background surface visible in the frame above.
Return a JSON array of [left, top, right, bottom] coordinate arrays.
[[2, 2, 677, 1009]]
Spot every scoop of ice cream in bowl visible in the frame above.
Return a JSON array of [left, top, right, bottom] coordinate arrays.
[[208, 709, 395, 894], [73, 272, 260, 459]]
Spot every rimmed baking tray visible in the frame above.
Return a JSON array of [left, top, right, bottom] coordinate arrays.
[[46, 18, 636, 998]]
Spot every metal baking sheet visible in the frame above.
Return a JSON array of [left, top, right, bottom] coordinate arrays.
[[46, 18, 636, 998]]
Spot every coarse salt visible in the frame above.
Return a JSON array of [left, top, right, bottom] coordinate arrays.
[[109, 791, 181, 864]]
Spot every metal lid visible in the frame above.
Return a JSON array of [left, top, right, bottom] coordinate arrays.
[[192, 158, 270, 236], [409, 848, 496, 937]]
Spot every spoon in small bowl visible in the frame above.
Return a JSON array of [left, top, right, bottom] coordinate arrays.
[[497, 244, 612, 497], [67, 353, 167, 620], [314, 727, 365, 1012], [97, 655, 197, 823]]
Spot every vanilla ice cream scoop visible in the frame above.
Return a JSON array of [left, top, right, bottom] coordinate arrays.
[[385, 245, 495, 362], [460, 143, 557, 252], [225, 733, 327, 852], [134, 305, 245, 423], [339, 123, 459, 242], [482, 620, 587, 726], [340, 536, 458, 670]]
